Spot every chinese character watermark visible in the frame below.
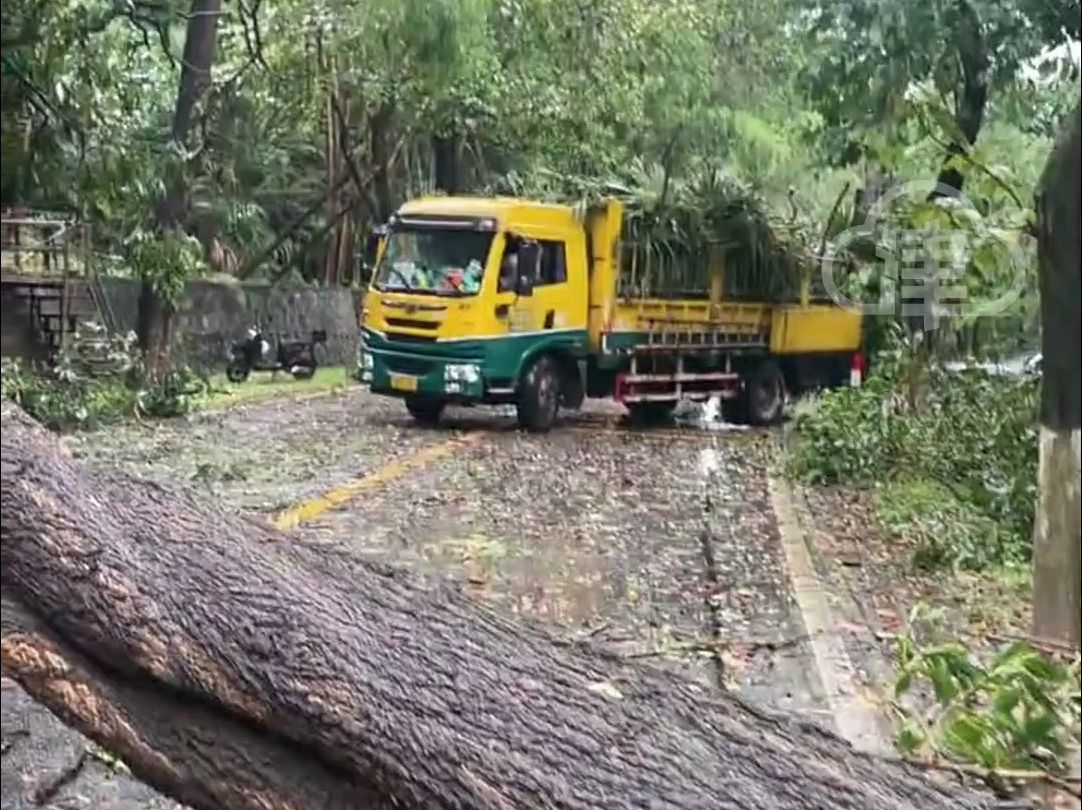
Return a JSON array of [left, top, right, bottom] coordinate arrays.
[[820, 180, 1029, 331]]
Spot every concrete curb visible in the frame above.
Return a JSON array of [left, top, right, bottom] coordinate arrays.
[[769, 470, 896, 754]]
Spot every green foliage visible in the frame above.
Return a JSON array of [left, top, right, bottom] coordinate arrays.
[[787, 350, 1039, 569], [876, 478, 1009, 571], [1, 0, 1074, 294], [825, 136, 1041, 360], [2, 0, 838, 279], [786, 372, 899, 484], [516, 162, 814, 300], [1, 323, 213, 430], [892, 606, 1081, 772], [3, 357, 137, 430], [136, 365, 213, 418], [127, 229, 207, 305], [802, 0, 1080, 163]]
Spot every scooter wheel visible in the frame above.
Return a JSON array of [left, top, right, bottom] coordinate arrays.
[[226, 361, 251, 383]]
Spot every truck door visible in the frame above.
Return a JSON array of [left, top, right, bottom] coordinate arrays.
[[494, 237, 581, 336]]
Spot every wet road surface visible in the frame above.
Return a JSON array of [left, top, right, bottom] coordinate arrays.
[[3, 385, 833, 808]]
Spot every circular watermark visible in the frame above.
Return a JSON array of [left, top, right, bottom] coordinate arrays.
[[819, 179, 1030, 331]]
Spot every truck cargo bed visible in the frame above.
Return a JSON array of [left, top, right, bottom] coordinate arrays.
[[600, 297, 860, 357]]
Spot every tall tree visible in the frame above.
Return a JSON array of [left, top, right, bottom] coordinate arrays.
[[139, 0, 223, 366], [803, 0, 1080, 192], [1031, 101, 1081, 646]]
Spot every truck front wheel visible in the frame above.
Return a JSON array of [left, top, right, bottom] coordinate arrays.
[[404, 396, 445, 427], [517, 356, 559, 433], [745, 360, 786, 425]]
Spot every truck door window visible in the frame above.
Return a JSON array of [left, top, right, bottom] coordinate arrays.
[[497, 239, 520, 293], [498, 239, 565, 291], [536, 241, 567, 286]]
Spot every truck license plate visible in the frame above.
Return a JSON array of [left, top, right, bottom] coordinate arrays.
[[390, 374, 418, 393]]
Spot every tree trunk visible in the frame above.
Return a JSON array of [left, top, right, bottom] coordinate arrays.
[[0, 404, 993, 810], [170, 0, 223, 149], [140, 0, 223, 367], [1032, 102, 1082, 647], [932, 0, 988, 196], [433, 133, 462, 194], [370, 102, 396, 222]]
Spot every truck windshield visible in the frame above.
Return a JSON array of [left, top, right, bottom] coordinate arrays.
[[374, 227, 493, 296]]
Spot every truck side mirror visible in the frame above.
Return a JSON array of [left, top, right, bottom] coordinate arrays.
[[516, 240, 540, 297]]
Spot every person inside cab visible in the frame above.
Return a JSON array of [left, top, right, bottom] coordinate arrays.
[[498, 243, 519, 293]]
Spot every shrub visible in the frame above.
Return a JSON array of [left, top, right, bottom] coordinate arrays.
[[893, 605, 1081, 773], [876, 478, 1013, 570], [787, 351, 1039, 568], [1, 322, 213, 430]]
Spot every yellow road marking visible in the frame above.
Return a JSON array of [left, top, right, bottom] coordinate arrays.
[[273, 433, 481, 531]]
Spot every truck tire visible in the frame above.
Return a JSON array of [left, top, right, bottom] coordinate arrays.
[[626, 401, 676, 425], [517, 355, 559, 433], [404, 396, 445, 427], [745, 360, 785, 425]]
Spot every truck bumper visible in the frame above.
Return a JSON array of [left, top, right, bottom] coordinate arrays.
[[360, 332, 487, 401]]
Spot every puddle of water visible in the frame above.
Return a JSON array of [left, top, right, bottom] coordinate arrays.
[[699, 448, 721, 479], [675, 396, 751, 432]]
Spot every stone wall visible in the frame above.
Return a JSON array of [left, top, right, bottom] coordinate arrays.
[[1, 276, 361, 368]]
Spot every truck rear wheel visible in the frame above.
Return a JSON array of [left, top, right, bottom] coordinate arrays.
[[626, 401, 676, 425], [745, 360, 785, 425], [404, 396, 445, 427], [517, 356, 559, 433]]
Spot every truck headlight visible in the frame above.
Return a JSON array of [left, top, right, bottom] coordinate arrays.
[[444, 363, 480, 384], [357, 344, 373, 381]]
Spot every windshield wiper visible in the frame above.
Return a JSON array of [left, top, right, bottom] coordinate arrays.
[[384, 265, 414, 290], [378, 264, 415, 289]]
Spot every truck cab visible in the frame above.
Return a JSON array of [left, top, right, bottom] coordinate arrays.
[[359, 197, 592, 430]]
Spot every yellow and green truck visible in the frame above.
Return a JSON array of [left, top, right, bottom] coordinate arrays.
[[358, 195, 863, 431]]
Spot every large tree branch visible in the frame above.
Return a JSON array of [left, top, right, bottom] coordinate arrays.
[[329, 91, 370, 201], [236, 137, 404, 279], [1, 596, 379, 810], [0, 402, 994, 810]]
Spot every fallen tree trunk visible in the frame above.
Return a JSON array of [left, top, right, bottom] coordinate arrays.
[[0, 403, 990, 810]]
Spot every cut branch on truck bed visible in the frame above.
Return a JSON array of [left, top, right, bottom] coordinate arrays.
[[0, 401, 995, 810]]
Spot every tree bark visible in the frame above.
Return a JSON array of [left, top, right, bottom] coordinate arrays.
[[0, 403, 993, 810], [140, 0, 224, 367], [370, 102, 396, 222], [433, 133, 462, 194], [170, 0, 223, 149], [1031, 102, 1082, 647], [932, 0, 989, 197]]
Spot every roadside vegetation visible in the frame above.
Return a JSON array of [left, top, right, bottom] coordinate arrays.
[[1, 325, 212, 430], [788, 354, 1081, 794], [0, 323, 350, 430], [788, 345, 1039, 572]]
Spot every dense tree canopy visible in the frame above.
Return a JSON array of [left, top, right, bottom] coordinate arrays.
[[1, 0, 1077, 299]]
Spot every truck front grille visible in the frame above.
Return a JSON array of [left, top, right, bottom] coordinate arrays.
[[382, 355, 435, 376], [385, 331, 437, 343], [386, 317, 439, 330]]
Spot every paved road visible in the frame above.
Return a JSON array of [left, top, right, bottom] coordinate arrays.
[[3, 386, 833, 808]]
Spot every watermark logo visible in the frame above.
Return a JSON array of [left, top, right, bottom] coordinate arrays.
[[820, 180, 1029, 330]]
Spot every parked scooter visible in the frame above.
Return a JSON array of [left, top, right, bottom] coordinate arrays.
[[226, 326, 327, 383]]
